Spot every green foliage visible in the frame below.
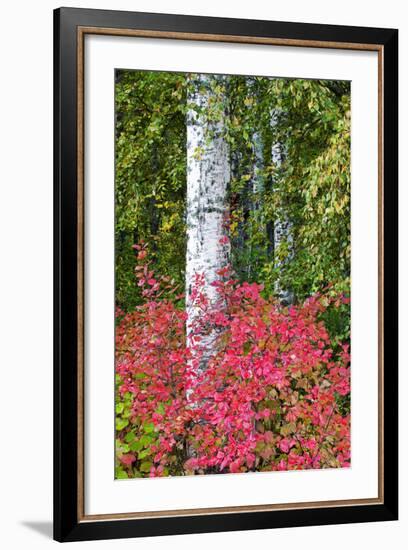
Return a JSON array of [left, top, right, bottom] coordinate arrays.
[[225, 77, 351, 303], [115, 70, 350, 312], [115, 70, 187, 310], [272, 80, 351, 301]]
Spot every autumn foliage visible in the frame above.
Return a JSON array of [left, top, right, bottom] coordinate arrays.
[[115, 245, 350, 478]]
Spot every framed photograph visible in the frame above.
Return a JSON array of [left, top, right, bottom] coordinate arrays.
[[54, 7, 398, 542]]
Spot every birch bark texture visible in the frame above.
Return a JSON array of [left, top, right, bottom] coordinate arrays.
[[271, 109, 294, 305], [185, 74, 230, 371], [248, 128, 265, 279]]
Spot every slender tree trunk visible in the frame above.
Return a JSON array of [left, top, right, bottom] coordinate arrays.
[[185, 74, 230, 372], [247, 128, 265, 279], [252, 131, 264, 200], [271, 109, 294, 305], [231, 148, 251, 279]]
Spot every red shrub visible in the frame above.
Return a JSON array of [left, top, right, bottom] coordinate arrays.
[[115, 245, 350, 478]]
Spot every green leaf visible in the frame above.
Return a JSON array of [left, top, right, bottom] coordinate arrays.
[[138, 449, 150, 460], [139, 461, 153, 473], [142, 423, 155, 434], [116, 418, 129, 431], [115, 467, 128, 479], [130, 440, 143, 452], [139, 434, 153, 447], [124, 431, 135, 443], [116, 441, 130, 454]]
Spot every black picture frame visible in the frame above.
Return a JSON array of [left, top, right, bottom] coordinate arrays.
[[54, 7, 398, 542]]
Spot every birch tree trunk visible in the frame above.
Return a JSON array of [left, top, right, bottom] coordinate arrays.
[[271, 109, 294, 305], [185, 74, 230, 372], [247, 129, 264, 279]]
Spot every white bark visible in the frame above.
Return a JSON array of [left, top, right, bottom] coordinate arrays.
[[271, 110, 294, 305], [249, 80, 264, 210], [253, 132, 264, 195], [185, 74, 230, 371], [247, 129, 264, 279]]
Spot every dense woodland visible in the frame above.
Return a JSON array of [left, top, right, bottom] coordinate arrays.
[[116, 71, 350, 309], [115, 70, 351, 479]]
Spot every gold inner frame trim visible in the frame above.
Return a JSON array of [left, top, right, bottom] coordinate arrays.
[[76, 26, 384, 522]]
